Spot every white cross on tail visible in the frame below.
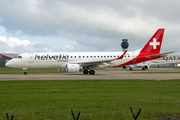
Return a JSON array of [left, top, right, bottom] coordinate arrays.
[[150, 38, 160, 49]]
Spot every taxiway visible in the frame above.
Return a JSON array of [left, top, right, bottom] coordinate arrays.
[[0, 68, 180, 81]]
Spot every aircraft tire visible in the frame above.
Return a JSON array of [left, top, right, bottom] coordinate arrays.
[[83, 70, 89, 74], [89, 70, 95, 75], [129, 68, 133, 71], [24, 72, 27, 75], [142, 68, 145, 70]]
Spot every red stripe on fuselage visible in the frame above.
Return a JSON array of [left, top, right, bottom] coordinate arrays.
[[113, 55, 161, 68]]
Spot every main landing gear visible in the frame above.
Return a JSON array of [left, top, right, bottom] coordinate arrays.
[[142, 67, 146, 70], [129, 68, 133, 71], [83, 69, 95, 75]]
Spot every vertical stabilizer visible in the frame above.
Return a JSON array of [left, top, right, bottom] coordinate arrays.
[[140, 28, 165, 54]]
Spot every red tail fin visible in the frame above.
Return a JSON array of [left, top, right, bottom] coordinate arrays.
[[140, 28, 165, 54]]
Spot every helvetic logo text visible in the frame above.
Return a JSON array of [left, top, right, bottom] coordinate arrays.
[[35, 54, 69, 62]]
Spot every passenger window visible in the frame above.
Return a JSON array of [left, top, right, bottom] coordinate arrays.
[[74, 56, 76, 58], [87, 56, 89, 58], [114, 55, 116, 58], [71, 56, 73, 58]]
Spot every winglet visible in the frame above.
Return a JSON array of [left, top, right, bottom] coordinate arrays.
[[114, 50, 128, 60]]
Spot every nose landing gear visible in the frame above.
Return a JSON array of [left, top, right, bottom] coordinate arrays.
[[23, 68, 28, 75]]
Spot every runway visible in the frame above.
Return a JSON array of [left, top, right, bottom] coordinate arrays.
[[0, 68, 180, 81]]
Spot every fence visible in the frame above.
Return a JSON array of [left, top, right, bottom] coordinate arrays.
[[0, 100, 180, 120]]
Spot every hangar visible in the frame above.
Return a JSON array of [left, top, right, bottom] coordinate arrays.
[[0, 53, 18, 67]]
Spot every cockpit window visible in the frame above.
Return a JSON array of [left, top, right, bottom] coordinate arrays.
[[18, 56, 22, 59], [14, 56, 18, 58], [14, 55, 22, 59]]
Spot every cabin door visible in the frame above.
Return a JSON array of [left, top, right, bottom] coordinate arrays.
[[28, 53, 34, 63]]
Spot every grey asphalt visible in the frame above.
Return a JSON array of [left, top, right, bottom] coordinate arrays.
[[0, 68, 180, 81]]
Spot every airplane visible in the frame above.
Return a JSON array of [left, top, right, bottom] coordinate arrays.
[[126, 52, 179, 70], [5, 28, 172, 75], [150, 53, 180, 66], [121, 62, 151, 71]]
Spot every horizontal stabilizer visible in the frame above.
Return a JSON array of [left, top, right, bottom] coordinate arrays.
[[148, 51, 175, 57]]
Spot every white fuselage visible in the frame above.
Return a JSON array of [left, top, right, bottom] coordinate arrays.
[[151, 53, 180, 64], [6, 51, 139, 69]]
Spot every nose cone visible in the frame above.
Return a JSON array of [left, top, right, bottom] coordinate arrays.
[[5, 61, 11, 67]]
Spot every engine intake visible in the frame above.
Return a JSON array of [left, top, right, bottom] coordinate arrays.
[[122, 66, 127, 69], [144, 65, 149, 69]]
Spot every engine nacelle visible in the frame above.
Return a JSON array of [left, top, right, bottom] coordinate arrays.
[[144, 65, 149, 69], [59, 64, 81, 72], [122, 66, 127, 69], [66, 64, 81, 72]]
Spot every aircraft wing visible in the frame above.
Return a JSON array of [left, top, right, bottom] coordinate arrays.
[[77, 59, 114, 66], [71, 50, 128, 66]]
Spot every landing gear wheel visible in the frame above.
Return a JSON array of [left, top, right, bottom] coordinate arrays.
[[142, 68, 145, 70], [24, 72, 27, 75], [89, 70, 95, 75], [129, 68, 133, 71], [83, 70, 89, 74]]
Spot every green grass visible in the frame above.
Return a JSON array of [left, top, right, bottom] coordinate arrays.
[[0, 80, 180, 119]]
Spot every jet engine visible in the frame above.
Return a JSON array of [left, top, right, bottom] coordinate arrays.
[[122, 66, 127, 69], [142, 64, 149, 70], [59, 64, 82, 72], [144, 65, 149, 69]]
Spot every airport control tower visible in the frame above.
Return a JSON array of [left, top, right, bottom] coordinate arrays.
[[121, 39, 129, 51]]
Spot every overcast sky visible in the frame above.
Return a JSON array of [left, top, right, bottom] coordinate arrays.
[[0, 0, 180, 53]]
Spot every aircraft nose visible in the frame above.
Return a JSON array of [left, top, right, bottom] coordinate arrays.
[[5, 61, 11, 67]]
